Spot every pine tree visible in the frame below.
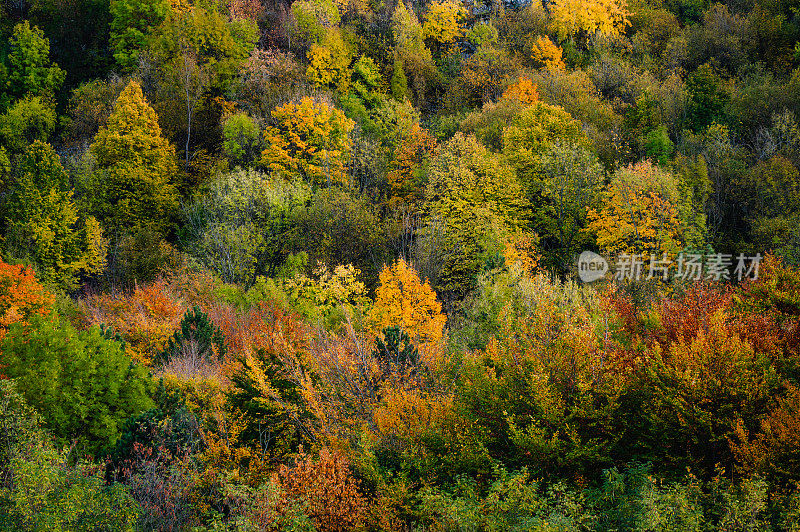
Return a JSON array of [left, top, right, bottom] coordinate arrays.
[[90, 80, 179, 237]]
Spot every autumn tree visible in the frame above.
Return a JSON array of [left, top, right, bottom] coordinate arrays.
[[502, 76, 540, 105], [0, 259, 53, 348], [422, 0, 465, 54], [4, 141, 107, 291], [306, 29, 352, 92], [261, 96, 354, 187], [275, 448, 368, 530], [588, 161, 685, 256], [423, 133, 528, 301], [530, 36, 565, 70], [548, 0, 631, 44], [368, 259, 446, 356], [90, 80, 180, 237]]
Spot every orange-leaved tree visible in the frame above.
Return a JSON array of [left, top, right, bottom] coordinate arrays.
[[0, 260, 54, 361], [275, 447, 368, 531], [501, 76, 540, 105], [0, 263, 54, 329], [368, 259, 446, 358], [261, 96, 354, 187]]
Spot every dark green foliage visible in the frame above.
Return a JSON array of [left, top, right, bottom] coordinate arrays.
[[227, 347, 314, 462], [158, 305, 227, 366], [1, 316, 154, 456], [687, 64, 729, 132], [374, 326, 421, 378], [107, 379, 202, 481], [0, 381, 141, 530]]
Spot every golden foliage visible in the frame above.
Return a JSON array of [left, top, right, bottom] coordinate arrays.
[[82, 277, 187, 365], [368, 259, 446, 357], [529, 36, 565, 71], [587, 160, 684, 255], [549, 0, 630, 41], [501, 76, 540, 105], [261, 97, 355, 187], [422, 0, 465, 46], [373, 384, 453, 451]]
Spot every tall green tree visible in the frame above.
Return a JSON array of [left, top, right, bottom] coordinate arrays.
[[110, 0, 171, 72], [4, 141, 107, 291], [1, 21, 65, 107], [90, 80, 179, 237]]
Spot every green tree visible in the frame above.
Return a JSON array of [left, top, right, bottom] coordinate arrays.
[[147, 4, 257, 161], [222, 111, 261, 167], [228, 346, 314, 462], [183, 169, 311, 286], [535, 143, 604, 274], [2, 316, 154, 456], [390, 58, 410, 101], [4, 141, 107, 291], [0, 96, 57, 154], [110, 0, 171, 72], [158, 305, 227, 366], [2, 21, 65, 105], [0, 381, 140, 531], [90, 80, 179, 237]]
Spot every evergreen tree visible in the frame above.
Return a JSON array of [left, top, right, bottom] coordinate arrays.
[[158, 305, 226, 366]]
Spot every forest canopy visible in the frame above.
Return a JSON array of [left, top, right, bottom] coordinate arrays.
[[2, 0, 800, 528]]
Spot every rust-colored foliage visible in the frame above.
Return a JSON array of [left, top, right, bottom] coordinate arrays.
[[82, 277, 187, 365], [275, 447, 368, 531], [652, 282, 733, 349], [0, 260, 53, 344]]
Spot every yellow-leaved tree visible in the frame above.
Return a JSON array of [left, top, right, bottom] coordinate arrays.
[[261, 96, 354, 187], [368, 259, 446, 358], [422, 0, 465, 53], [549, 0, 630, 42], [90, 80, 179, 237], [587, 161, 684, 255]]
